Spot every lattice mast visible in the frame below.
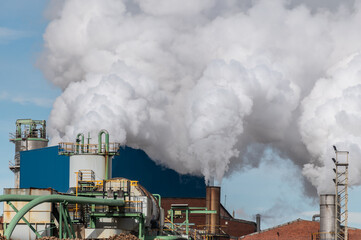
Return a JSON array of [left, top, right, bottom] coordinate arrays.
[[332, 146, 349, 240]]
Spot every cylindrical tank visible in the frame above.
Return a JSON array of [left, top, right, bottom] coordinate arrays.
[[206, 186, 220, 235], [320, 194, 336, 240], [14, 140, 48, 164], [69, 155, 105, 188]]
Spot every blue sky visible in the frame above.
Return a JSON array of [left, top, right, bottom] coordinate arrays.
[[1, 0, 361, 231], [0, 0, 60, 191]]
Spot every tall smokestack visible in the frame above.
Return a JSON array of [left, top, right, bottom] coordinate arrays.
[[206, 185, 220, 235], [320, 194, 336, 240]]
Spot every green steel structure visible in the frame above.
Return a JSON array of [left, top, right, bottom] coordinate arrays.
[[168, 204, 217, 238], [2, 194, 125, 239], [0, 191, 218, 240], [4, 129, 218, 240], [1, 192, 218, 240], [9, 119, 49, 188]]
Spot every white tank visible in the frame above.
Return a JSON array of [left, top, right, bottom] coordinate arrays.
[[69, 155, 105, 188]]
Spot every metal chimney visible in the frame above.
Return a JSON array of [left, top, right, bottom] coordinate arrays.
[[320, 194, 336, 240], [256, 214, 261, 232], [206, 186, 220, 235]]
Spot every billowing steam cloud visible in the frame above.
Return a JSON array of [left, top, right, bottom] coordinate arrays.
[[40, 0, 361, 194]]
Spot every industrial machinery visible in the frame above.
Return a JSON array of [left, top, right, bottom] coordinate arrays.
[[312, 146, 350, 240], [2, 130, 219, 240], [9, 119, 48, 188]]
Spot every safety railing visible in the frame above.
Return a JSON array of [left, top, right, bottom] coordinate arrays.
[[78, 170, 95, 181], [9, 129, 47, 139], [58, 142, 121, 154]]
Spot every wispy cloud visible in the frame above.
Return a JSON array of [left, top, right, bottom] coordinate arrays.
[[0, 91, 54, 108], [0, 27, 29, 43]]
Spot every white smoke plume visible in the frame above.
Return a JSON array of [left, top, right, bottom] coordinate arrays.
[[40, 0, 361, 194]]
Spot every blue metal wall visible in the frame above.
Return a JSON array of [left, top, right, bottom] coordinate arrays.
[[20, 146, 69, 192], [112, 147, 206, 197], [19, 146, 206, 197]]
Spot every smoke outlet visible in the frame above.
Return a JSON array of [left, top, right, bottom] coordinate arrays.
[[206, 186, 220, 235], [256, 214, 261, 232], [319, 194, 336, 240]]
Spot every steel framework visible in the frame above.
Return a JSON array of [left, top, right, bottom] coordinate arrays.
[[333, 146, 349, 240]]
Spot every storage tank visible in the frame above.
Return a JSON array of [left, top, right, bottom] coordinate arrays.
[[3, 188, 55, 240], [320, 194, 336, 240], [69, 154, 105, 188], [9, 119, 48, 188], [58, 130, 120, 189]]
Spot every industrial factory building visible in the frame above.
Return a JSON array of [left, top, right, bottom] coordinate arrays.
[[161, 196, 257, 238], [3, 119, 258, 239], [17, 142, 258, 239], [3, 119, 361, 240]]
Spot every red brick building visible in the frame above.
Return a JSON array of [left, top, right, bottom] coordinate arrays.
[[161, 197, 257, 239], [240, 219, 361, 240]]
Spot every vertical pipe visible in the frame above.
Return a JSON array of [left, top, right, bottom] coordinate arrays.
[[105, 155, 109, 180], [206, 186, 220, 235], [171, 209, 174, 227], [256, 214, 261, 232], [186, 208, 189, 235], [76, 133, 84, 153], [138, 216, 144, 240], [98, 130, 110, 180], [59, 203, 63, 239]]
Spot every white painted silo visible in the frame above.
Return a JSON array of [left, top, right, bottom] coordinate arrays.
[[69, 154, 105, 188]]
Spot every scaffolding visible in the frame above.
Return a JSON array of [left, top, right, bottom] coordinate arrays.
[[332, 146, 349, 240]]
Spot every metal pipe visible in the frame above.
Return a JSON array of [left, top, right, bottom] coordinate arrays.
[[0, 195, 37, 202], [76, 133, 84, 153], [98, 129, 109, 153], [152, 194, 162, 207], [256, 214, 261, 232], [4, 194, 125, 239], [59, 203, 63, 239], [98, 129, 110, 180], [312, 214, 320, 221]]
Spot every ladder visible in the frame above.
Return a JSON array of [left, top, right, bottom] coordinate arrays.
[[333, 146, 349, 240]]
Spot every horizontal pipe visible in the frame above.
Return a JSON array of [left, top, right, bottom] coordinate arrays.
[[5, 194, 124, 239], [0, 195, 38, 202]]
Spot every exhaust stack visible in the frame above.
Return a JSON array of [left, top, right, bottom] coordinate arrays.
[[320, 194, 336, 240], [206, 186, 220, 235], [256, 214, 261, 232]]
